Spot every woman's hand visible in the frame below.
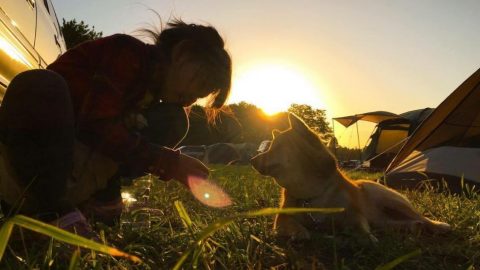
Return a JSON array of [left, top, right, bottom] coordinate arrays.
[[173, 153, 210, 186]]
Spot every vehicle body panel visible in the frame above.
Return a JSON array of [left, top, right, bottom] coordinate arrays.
[[0, 0, 66, 101], [35, 0, 66, 65]]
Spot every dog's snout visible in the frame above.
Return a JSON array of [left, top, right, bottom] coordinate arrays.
[[251, 154, 284, 178]]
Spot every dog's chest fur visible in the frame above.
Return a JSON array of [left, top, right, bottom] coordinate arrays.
[[281, 183, 361, 229]]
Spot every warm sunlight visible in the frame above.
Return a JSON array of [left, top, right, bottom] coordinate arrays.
[[229, 64, 327, 115]]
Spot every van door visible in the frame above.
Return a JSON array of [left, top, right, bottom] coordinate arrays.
[[35, 0, 66, 67], [0, 0, 40, 99]]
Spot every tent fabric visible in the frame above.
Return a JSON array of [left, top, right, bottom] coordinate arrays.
[[386, 67, 480, 190], [204, 143, 240, 164], [387, 68, 480, 171], [361, 120, 410, 169], [388, 146, 480, 181], [375, 129, 409, 154], [333, 111, 400, 128], [399, 108, 434, 125], [398, 108, 434, 133]]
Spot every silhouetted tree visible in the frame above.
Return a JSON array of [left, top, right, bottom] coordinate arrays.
[[61, 19, 103, 49], [182, 105, 243, 145], [332, 145, 363, 161], [228, 102, 266, 143], [182, 103, 336, 148], [182, 103, 291, 146], [229, 102, 289, 144], [288, 103, 333, 140]]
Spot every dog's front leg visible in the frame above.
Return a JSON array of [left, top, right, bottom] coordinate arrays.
[[274, 190, 311, 239], [354, 212, 378, 243], [274, 213, 311, 240]]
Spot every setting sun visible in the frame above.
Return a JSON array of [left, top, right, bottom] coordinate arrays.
[[229, 64, 327, 115]]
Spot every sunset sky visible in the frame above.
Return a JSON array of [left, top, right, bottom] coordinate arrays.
[[52, 0, 480, 148]]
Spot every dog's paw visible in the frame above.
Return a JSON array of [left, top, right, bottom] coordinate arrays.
[[275, 215, 312, 240], [406, 219, 451, 234], [430, 222, 451, 234]]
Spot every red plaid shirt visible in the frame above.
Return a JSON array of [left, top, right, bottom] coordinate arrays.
[[48, 34, 178, 179]]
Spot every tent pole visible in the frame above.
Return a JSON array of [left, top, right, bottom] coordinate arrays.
[[355, 121, 361, 160]]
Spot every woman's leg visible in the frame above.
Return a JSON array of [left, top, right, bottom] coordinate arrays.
[[0, 70, 75, 221]]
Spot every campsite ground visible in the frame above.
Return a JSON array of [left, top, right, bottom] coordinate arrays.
[[1, 165, 479, 269]]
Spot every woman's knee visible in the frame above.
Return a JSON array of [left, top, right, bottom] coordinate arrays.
[[7, 69, 68, 98], [1, 69, 73, 130]]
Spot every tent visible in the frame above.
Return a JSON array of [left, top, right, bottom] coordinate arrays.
[[362, 108, 433, 169], [333, 109, 432, 170], [203, 143, 240, 164], [385, 68, 480, 193]]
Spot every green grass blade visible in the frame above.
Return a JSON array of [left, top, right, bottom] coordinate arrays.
[[0, 221, 14, 261], [195, 218, 235, 244], [172, 249, 193, 270], [375, 249, 421, 270], [44, 237, 54, 266], [68, 249, 81, 270], [243, 207, 344, 217], [174, 200, 193, 229], [10, 215, 141, 263]]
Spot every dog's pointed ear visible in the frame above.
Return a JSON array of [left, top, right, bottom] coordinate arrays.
[[272, 129, 281, 139], [288, 113, 310, 134]]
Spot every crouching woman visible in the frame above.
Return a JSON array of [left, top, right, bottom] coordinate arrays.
[[0, 19, 231, 238]]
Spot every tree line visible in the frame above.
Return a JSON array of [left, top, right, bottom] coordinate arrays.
[[182, 103, 334, 146]]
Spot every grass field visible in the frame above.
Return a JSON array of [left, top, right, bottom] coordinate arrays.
[[0, 165, 479, 269]]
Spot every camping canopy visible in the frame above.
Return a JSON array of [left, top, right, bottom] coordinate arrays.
[[333, 111, 400, 128], [386, 67, 480, 193]]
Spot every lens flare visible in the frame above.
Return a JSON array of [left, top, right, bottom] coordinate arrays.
[[187, 175, 232, 208], [121, 192, 138, 209]]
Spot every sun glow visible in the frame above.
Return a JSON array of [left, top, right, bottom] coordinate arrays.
[[230, 64, 327, 115]]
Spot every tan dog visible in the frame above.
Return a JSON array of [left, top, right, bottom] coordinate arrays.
[[251, 113, 450, 240]]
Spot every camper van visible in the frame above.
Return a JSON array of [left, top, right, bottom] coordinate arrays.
[[0, 0, 66, 100]]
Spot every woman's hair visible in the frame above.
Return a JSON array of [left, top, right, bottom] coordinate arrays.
[[140, 18, 232, 123]]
